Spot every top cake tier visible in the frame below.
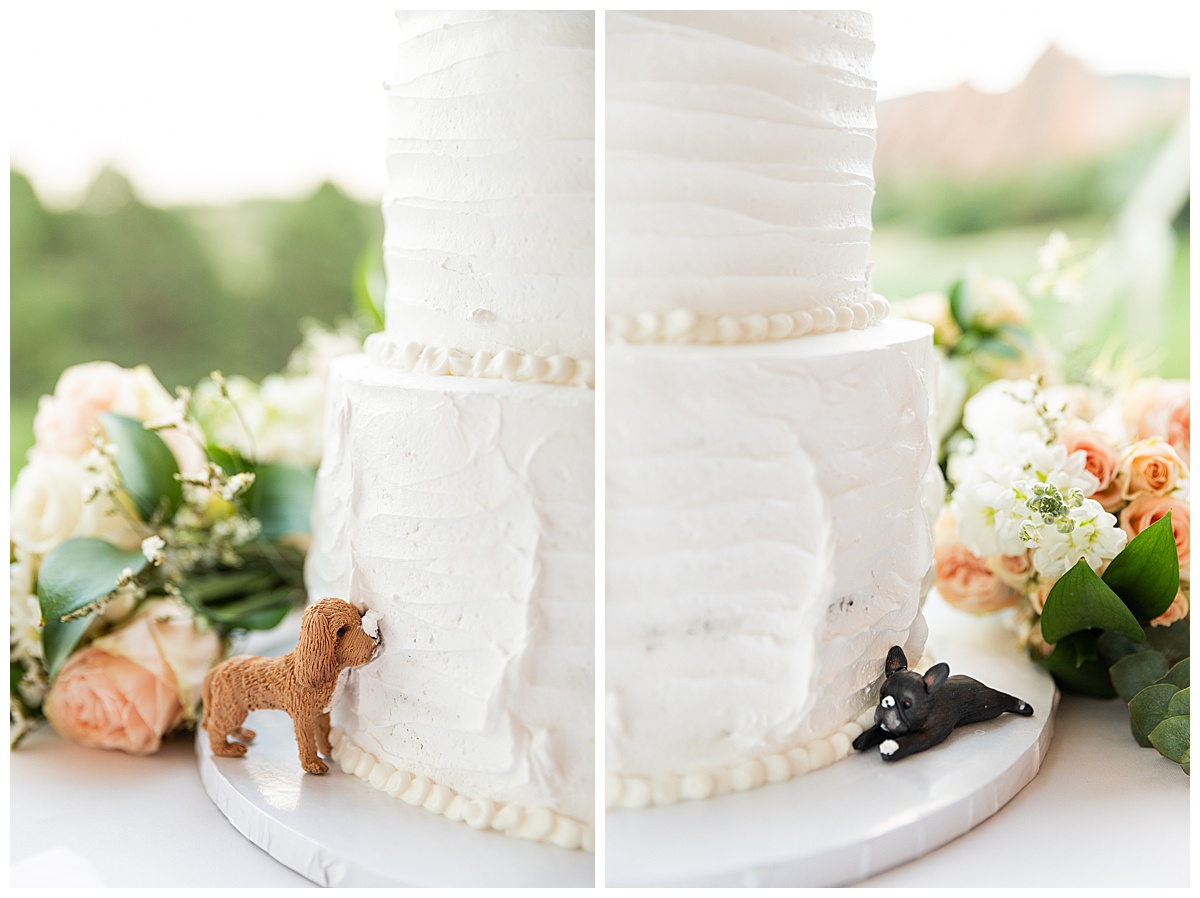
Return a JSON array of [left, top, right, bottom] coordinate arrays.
[[384, 11, 595, 363], [606, 11, 883, 342]]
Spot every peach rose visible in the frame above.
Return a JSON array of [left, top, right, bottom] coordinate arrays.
[[42, 598, 221, 754], [1150, 589, 1189, 628], [987, 551, 1035, 590], [935, 536, 1023, 614], [1122, 380, 1190, 462], [1060, 425, 1120, 497], [1118, 438, 1185, 500], [33, 362, 205, 475], [1118, 495, 1190, 578]]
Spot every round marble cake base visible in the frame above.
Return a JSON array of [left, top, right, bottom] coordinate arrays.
[[196, 711, 594, 887], [605, 593, 1058, 887]]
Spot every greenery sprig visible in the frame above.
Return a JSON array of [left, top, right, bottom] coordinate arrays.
[[1036, 513, 1189, 773]]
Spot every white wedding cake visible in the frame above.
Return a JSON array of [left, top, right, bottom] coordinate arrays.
[[605, 11, 937, 809], [305, 11, 595, 850]]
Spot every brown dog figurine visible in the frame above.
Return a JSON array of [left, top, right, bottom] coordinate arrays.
[[202, 597, 379, 774]]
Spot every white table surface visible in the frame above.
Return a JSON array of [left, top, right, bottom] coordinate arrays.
[[10, 689, 1189, 888]]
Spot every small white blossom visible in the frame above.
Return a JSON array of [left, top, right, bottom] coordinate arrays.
[[142, 535, 166, 566], [1028, 500, 1127, 578], [220, 472, 256, 501]]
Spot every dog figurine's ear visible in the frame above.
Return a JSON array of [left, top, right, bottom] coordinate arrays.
[[885, 645, 908, 677], [297, 600, 339, 688], [923, 662, 950, 696]]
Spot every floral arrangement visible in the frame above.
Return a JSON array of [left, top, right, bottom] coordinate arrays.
[[902, 237, 1191, 772], [9, 320, 363, 753]]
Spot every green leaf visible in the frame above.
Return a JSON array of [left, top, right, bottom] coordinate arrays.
[[197, 587, 302, 631], [1147, 715, 1190, 767], [1102, 511, 1179, 620], [975, 335, 1021, 360], [1130, 716, 1152, 748], [353, 248, 385, 333], [1160, 658, 1190, 689], [1167, 687, 1190, 717], [1036, 632, 1116, 698], [42, 614, 95, 680], [1129, 683, 1179, 741], [1040, 559, 1146, 644], [1145, 619, 1191, 667], [1181, 748, 1190, 776], [183, 570, 278, 605], [248, 463, 316, 539], [37, 538, 148, 622], [206, 443, 253, 477], [1110, 651, 1169, 702], [101, 412, 183, 522], [947, 279, 970, 334]]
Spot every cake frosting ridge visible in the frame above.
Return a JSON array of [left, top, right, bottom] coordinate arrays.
[[379, 10, 595, 370], [306, 10, 595, 849], [604, 10, 937, 808], [606, 10, 881, 339]]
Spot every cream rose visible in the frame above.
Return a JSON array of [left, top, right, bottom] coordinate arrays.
[[10, 455, 142, 555], [32, 361, 205, 475], [970, 275, 1031, 329], [987, 551, 1035, 590], [1118, 495, 1190, 578], [1118, 438, 1185, 500], [41, 598, 221, 754]]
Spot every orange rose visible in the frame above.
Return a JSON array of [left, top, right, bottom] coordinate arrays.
[[1150, 589, 1189, 628], [42, 599, 221, 754], [1119, 495, 1190, 578], [936, 538, 1023, 614], [1118, 438, 1185, 500]]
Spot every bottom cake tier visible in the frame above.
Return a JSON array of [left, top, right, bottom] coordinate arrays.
[[305, 354, 595, 849], [605, 317, 938, 808]]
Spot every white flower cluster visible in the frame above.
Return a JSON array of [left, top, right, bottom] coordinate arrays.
[[950, 379, 1126, 579], [190, 321, 362, 470]]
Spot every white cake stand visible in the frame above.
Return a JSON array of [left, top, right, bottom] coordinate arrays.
[[605, 594, 1058, 886], [196, 709, 594, 887]]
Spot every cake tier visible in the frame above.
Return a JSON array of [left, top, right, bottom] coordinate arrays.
[[606, 11, 878, 336], [605, 318, 937, 806], [305, 355, 595, 847], [384, 11, 594, 364]]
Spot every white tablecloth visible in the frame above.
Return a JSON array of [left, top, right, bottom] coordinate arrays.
[[9, 689, 1188, 888]]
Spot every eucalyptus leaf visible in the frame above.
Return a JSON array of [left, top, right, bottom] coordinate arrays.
[[248, 463, 316, 539], [1109, 651, 1169, 702], [37, 538, 148, 622], [1145, 618, 1191, 666], [1035, 632, 1116, 698], [42, 614, 96, 680], [1102, 511, 1179, 620], [101, 412, 183, 522], [1167, 687, 1190, 718], [1129, 683, 1179, 741], [1160, 658, 1190, 689], [1130, 716, 1152, 748], [1181, 748, 1190, 776], [1147, 715, 1190, 767]]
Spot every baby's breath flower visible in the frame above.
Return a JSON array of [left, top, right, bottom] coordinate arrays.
[[220, 472, 256, 501], [142, 535, 166, 566]]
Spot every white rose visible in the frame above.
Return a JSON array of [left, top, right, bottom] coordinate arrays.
[[962, 379, 1064, 446], [10, 456, 142, 555]]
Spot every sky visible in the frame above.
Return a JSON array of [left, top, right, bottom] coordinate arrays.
[[8, 2, 1192, 208]]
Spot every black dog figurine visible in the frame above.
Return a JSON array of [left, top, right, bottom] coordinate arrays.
[[853, 645, 1033, 761]]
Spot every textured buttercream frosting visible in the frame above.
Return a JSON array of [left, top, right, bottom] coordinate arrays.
[[381, 10, 594, 365], [306, 355, 595, 840], [607, 10, 879, 335], [606, 319, 935, 799]]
